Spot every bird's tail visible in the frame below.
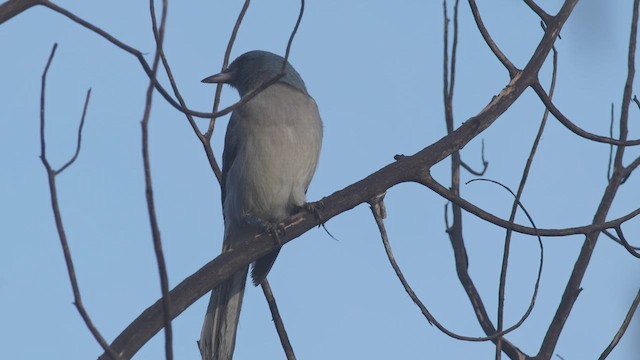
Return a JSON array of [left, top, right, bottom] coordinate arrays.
[[199, 265, 249, 360]]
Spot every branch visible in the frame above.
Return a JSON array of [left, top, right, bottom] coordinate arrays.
[[98, 3, 582, 357], [96, 149, 640, 360], [423, 175, 640, 237], [532, 83, 640, 146], [261, 280, 296, 360], [536, 1, 640, 358], [598, 288, 640, 360], [149, 0, 224, 182], [202, 0, 252, 182], [523, 0, 550, 23], [444, 3, 523, 358], [613, 226, 640, 258], [22, 1, 283, 121], [0, 0, 41, 24], [496, 44, 557, 360], [143, 0, 172, 358], [468, 0, 517, 76], [57, 88, 90, 174], [369, 194, 530, 350], [39, 43, 119, 360], [460, 139, 488, 176]]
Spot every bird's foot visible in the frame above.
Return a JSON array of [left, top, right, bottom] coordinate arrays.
[[242, 214, 286, 247], [294, 200, 325, 226]]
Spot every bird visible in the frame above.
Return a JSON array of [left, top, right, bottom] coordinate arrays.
[[199, 50, 323, 360]]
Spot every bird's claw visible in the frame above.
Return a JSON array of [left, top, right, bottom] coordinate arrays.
[[242, 214, 286, 247], [297, 200, 324, 226]]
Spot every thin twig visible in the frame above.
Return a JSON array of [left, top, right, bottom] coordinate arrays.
[[40, 1, 211, 118], [496, 44, 558, 360], [598, 288, 640, 360], [623, 154, 640, 177], [204, 0, 252, 181], [144, 0, 172, 358], [468, 0, 517, 76], [613, 226, 640, 258], [532, 83, 640, 146], [40, 1, 283, 121], [608, 103, 615, 181], [523, 0, 550, 23], [57, 89, 91, 174], [444, 2, 522, 356], [537, 1, 640, 357], [149, 1, 223, 182], [282, 0, 305, 68], [460, 140, 489, 177], [368, 195, 530, 346], [261, 280, 297, 360], [601, 229, 640, 251], [39, 43, 120, 360], [465, 179, 544, 360], [422, 175, 640, 237], [460, 147, 488, 175]]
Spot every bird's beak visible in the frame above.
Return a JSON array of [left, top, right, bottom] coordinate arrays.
[[201, 70, 233, 84]]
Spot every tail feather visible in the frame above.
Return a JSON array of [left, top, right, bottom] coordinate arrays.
[[200, 266, 249, 360], [250, 249, 281, 286]]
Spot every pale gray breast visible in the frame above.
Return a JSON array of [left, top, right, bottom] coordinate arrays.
[[223, 83, 323, 226]]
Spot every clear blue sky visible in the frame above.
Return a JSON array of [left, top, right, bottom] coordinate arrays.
[[1, 1, 639, 359]]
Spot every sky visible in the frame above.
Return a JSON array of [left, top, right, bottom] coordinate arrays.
[[1, 0, 639, 359]]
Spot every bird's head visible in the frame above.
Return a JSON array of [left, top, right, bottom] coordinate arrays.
[[202, 50, 307, 97]]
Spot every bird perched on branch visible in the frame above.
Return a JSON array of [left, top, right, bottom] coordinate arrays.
[[199, 50, 323, 360]]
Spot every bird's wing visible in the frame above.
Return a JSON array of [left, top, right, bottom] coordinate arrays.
[[220, 112, 241, 211]]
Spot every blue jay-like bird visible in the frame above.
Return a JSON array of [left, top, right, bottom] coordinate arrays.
[[199, 51, 323, 360]]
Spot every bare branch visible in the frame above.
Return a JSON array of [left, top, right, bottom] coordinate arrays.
[[460, 139, 488, 176], [613, 226, 640, 258], [57, 89, 91, 174], [39, 43, 120, 360], [536, 3, 640, 357], [36, 1, 284, 121], [144, 0, 172, 358], [40, 1, 213, 118], [96, 3, 587, 356], [608, 103, 615, 181], [496, 44, 557, 360], [423, 175, 640, 237], [282, 0, 305, 67], [602, 229, 640, 251], [369, 194, 537, 353], [598, 289, 640, 360], [261, 280, 297, 360], [95, 157, 639, 360], [523, 0, 550, 23], [468, 0, 517, 76], [203, 0, 251, 183], [0, 0, 41, 24], [532, 83, 640, 146], [149, 0, 223, 182]]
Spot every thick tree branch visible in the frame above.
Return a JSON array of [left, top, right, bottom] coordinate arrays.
[[96, 5, 618, 356], [0, 0, 41, 24]]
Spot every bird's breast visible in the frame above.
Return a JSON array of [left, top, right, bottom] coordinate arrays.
[[223, 84, 323, 224]]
